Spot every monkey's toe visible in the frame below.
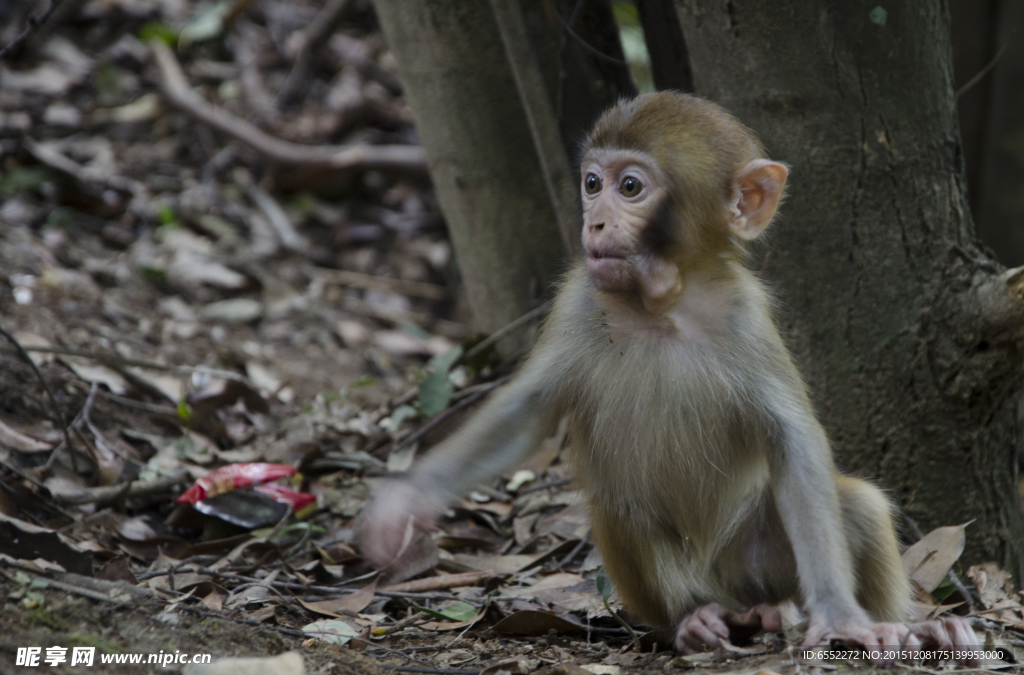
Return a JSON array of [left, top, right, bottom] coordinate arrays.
[[674, 603, 781, 654], [674, 603, 732, 653], [907, 617, 979, 665]]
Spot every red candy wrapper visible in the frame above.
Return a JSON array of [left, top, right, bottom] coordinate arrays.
[[176, 463, 297, 504], [255, 482, 318, 516]]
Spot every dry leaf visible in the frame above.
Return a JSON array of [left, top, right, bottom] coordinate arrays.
[[902, 522, 970, 592]]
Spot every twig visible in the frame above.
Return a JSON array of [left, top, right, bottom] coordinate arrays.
[[464, 302, 550, 361], [278, 0, 354, 105], [380, 571, 494, 594], [557, 532, 589, 569], [211, 505, 294, 570], [956, 45, 1007, 99], [318, 269, 448, 301], [340, 296, 464, 338], [50, 470, 189, 506], [517, 477, 571, 496], [0, 0, 67, 60], [1, 344, 255, 385], [239, 178, 309, 252], [22, 137, 145, 196], [150, 40, 428, 176], [390, 376, 510, 454], [135, 566, 483, 603], [380, 668, 478, 675], [555, 11, 629, 65], [97, 391, 178, 419], [0, 325, 75, 470], [379, 610, 432, 637], [489, 0, 582, 257], [0, 568, 129, 605]]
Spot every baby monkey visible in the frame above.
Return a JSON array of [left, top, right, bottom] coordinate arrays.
[[359, 92, 978, 658]]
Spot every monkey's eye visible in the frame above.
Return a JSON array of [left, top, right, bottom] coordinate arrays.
[[620, 176, 643, 197], [584, 173, 602, 195]]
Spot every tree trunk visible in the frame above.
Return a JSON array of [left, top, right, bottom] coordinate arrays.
[[371, 1, 630, 343], [974, 0, 1024, 266], [675, 0, 1024, 575]]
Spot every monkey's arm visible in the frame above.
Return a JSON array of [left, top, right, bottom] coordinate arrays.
[[409, 367, 563, 501], [359, 295, 578, 570], [752, 360, 899, 644]]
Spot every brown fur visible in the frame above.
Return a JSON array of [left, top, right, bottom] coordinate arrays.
[[360, 93, 977, 657]]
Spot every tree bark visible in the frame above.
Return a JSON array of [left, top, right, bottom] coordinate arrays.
[[675, 0, 1024, 575], [974, 0, 1024, 266], [371, 1, 630, 342], [635, 0, 692, 92]]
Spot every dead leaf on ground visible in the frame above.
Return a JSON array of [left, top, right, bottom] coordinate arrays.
[[902, 521, 970, 592]]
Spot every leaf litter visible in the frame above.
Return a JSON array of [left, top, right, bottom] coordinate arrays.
[[0, 0, 1022, 673]]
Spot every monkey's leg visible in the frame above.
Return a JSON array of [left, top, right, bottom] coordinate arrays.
[[837, 476, 979, 661], [835, 475, 912, 621]]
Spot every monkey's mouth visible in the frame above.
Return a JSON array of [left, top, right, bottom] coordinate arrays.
[[586, 250, 631, 287]]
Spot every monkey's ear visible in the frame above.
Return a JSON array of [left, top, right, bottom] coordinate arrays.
[[727, 160, 789, 240]]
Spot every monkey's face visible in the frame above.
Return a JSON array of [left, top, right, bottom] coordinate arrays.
[[580, 148, 669, 294]]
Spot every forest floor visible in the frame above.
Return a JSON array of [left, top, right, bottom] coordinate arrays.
[[0, 0, 1023, 673]]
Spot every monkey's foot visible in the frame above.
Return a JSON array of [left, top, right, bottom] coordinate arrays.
[[674, 603, 782, 654], [804, 616, 979, 666], [906, 617, 980, 666]]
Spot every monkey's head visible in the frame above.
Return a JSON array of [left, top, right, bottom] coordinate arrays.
[[579, 92, 788, 307]]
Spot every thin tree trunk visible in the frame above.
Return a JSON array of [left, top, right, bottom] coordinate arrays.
[[371, 1, 630, 343], [675, 0, 1024, 576]]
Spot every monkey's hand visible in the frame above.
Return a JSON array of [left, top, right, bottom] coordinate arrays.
[[674, 603, 782, 654], [356, 480, 447, 570]]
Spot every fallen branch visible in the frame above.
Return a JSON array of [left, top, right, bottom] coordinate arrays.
[[22, 137, 145, 196], [278, 0, 354, 105], [318, 268, 448, 300], [50, 470, 190, 506], [150, 40, 428, 176]]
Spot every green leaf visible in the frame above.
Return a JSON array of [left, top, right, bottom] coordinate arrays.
[[428, 344, 464, 374], [139, 22, 178, 47], [596, 568, 613, 600], [417, 345, 463, 417], [158, 205, 178, 226], [349, 375, 377, 388], [176, 401, 192, 426], [931, 576, 957, 604], [418, 372, 453, 417], [0, 167, 49, 196], [401, 321, 432, 342]]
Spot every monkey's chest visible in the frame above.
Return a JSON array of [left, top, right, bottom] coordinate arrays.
[[565, 341, 769, 538]]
